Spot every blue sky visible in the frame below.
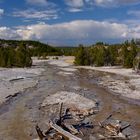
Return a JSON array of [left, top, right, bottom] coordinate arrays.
[[0, 0, 140, 45]]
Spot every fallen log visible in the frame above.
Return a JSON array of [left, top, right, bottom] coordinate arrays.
[[49, 121, 82, 140]]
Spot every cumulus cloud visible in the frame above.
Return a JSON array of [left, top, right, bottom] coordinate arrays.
[[1, 20, 140, 44], [129, 25, 140, 38], [21, 20, 133, 42], [0, 27, 20, 39], [0, 8, 4, 16], [12, 9, 58, 20]]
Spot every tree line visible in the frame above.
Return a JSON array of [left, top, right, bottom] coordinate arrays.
[[75, 40, 139, 68], [0, 39, 139, 69]]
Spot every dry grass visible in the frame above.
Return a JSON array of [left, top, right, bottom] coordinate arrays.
[[64, 57, 75, 65]]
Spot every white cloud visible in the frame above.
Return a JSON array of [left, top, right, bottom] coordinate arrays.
[[130, 25, 140, 38], [86, 0, 140, 7], [26, 0, 48, 5], [64, 0, 140, 12], [117, 0, 140, 5], [26, 0, 56, 8], [124, 19, 140, 27], [65, 0, 84, 8], [94, 0, 114, 6], [0, 27, 20, 39], [1, 20, 140, 45], [18, 20, 130, 41], [128, 10, 140, 18], [12, 9, 58, 20], [68, 8, 83, 12], [0, 8, 4, 16], [124, 10, 140, 27], [64, 0, 84, 12]]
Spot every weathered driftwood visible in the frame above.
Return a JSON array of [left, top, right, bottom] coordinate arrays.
[[104, 123, 120, 135], [59, 103, 63, 125], [35, 125, 46, 140], [49, 121, 82, 140], [100, 122, 131, 134], [36, 103, 82, 140], [98, 113, 133, 139], [63, 123, 79, 135]]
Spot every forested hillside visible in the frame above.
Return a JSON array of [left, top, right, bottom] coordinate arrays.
[[0, 39, 62, 67], [0, 39, 62, 56]]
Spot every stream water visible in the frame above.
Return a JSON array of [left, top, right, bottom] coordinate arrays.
[[0, 62, 140, 140]]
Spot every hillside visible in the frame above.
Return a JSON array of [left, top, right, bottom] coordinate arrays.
[[0, 39, 62, 56]]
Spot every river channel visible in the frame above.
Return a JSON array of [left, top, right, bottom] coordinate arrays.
[[0, 61, 140, 140]]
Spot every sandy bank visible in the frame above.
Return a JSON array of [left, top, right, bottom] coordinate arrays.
[[47, 56, 77, 76], [47, 56, 75, 67]]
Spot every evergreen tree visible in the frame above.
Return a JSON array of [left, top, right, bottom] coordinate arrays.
[[95, 47, 106, 66], [74, 45, 85, 65], [108, 46, 118, 66], [7, 48, 16, 67], [0, 48, 6, 67], [122, 40, 137, 68], [16, 43, 32, 67]]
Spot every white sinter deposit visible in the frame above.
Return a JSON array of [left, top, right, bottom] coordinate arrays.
[[0, 61, 45, 105], [77, 66, 140, 100], [42, 91, 97, 110]]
